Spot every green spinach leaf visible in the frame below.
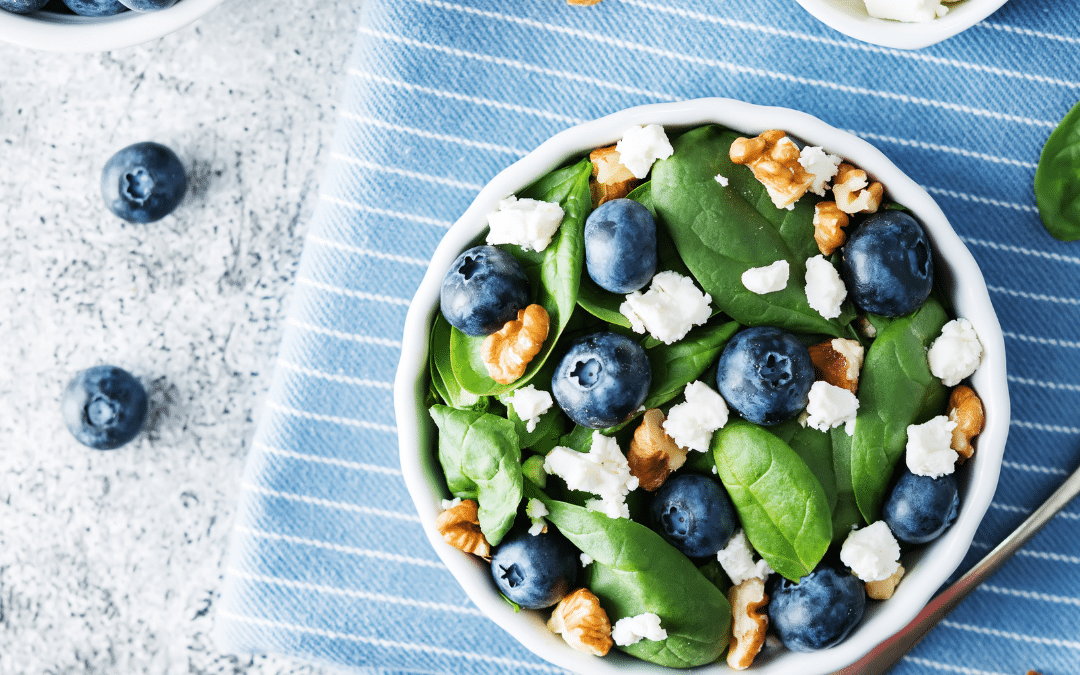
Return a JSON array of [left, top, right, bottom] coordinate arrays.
[[642, 320, 739, 410], [829, 427, 864, 541], [1035, 100, 1080, 241], [429, 405, 523, 546], [651, 125, 855, 336], [430, 314, 488, 410], [712, 420, 832, 581]]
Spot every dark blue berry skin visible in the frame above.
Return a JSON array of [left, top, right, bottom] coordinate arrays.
[[841, 211, 934, 317], [883, 469, 960, 545], [61, 0, 127, 15], [118, 0, 177, 9], [551, 331, 651, 429], [62, 366, 148, 450], [584, 198, 657, 293], [0, 0, 49, 13], [101, 142, 187, 223], [716, 326, 814, 425], [490, 527, 578, 609], [768, 566, 866, 652], [648, 474, 736, 558], [440, 245, 530, 337]]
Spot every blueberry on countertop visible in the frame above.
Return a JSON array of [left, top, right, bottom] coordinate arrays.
[[118, 0, 177, 9], [551, 331, 651, 429], [490, 527, 578, 609], [62, 365, 148, 450], [648, 473, 736, 559], [584, 198, 658, 293], [61, 0, 127, 16], [883, 469, 960, 545], [440, 245, 530, 337], [716, 326, 814, 426], [0, 0, 49, 13], [768, 565, 866, 652], [841, 210, 934, 317], [101, 141, 187, 223]]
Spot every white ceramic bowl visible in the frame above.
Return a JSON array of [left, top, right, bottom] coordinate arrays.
[[395, 98, 1010, 675], [0, 0, 224, 52], [793, 0, 1009, 50]]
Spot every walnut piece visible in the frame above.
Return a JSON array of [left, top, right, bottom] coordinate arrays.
[[833, 162, 884, 214], [948, 385, 985, 462], [589, 145, 640, 207], [727, 577, 769, 671], [808, 338, 864, 394], [547, 588, 613, 656], [482, 304, 550, 385], [627, 408, 688, 491], [729, 129, 814, 210], [813, 201, 851, 256], [435, 499, 490, 559], [866, 564, 905, 600]]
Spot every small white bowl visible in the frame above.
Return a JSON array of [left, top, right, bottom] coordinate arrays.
[[793, 0, 1010, 50], [0, 0, 224, 52], [395, 98, 1009, 675]]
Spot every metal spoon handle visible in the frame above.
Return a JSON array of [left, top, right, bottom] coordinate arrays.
[[838, 463, 1080, 675]]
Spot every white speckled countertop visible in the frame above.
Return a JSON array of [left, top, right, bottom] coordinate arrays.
[[0, 2, 360, 672]]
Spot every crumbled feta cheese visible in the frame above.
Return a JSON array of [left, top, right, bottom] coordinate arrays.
[[543, 432, 640, 519], [526, 498, 549, 536], [714, 173, 729, 186], [927, 318, 983, 387], [841, 521, 901, 582], [864, 0, 949, 23], [716, 530, 774, 585], [804, 380, 859, 434], [485, 196, 565, 252], [440, 497, 462, 511], [612, 613, 668, 646], [509, 385, 554, 433], [804, 255, 847, 320], [663, 381, 729, 452], [741, 260, 790, 295], [615, 124, 674, 179], [580, 553, 593, 567], [906, 415, 959, 477], [798, 146, 843, 196], [619, 271, 712, 344]]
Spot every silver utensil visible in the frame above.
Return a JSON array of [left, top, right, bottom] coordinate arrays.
[[835, 462, 1080, 675]]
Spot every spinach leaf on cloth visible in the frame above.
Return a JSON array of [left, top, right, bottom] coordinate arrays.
[[429, 405, 523, 546], [451, 158, 592, 395], [1035, 100, 1080, 241], [651, 125, 855, 336], [529, 485, 731, 668], [849, 297, 948, 523], [712, 420, 832, 581]]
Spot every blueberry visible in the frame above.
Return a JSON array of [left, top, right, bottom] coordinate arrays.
[[0, 0, 49, 13], [716, 326, 813, 425], [648, 474, 736, 558], [883, 469, 960, 545], [551, 331, 651, 429], [768, 565, 866, 652], [490, 527, 578, 609], [118, 0, 177, 8], [440, 245, 530, 337], [61, 0, 127, 16], [584, 198, 658, 293], [62, 366, 148, 450], [841, 211, 934, 317], [101, 142, 187, 223]]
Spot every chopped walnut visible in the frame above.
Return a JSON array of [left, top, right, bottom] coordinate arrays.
[[808, 338, 864, 394], [866, 564, 905, 600], [435, 499, 490, 559], [627, 408, 688, 491], [948, 385, 985, 462], [548, 588, 613, 656], [833, 162, 884, 214], [729, 130, 814, 210], [589, 145, 640, 207], [813, 201, 851, 256], [482, 304, 550, 385], [727, 577, 769, 671]]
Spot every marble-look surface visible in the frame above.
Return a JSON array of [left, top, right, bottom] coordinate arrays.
[[0, 2, 361, 673]]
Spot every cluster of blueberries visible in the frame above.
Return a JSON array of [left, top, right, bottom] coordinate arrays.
[[442, 193, 959, 653], [0, 0, 177, 17]]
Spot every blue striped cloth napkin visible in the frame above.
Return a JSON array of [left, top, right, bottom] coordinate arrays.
[[215, 1, 1080, 674]]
